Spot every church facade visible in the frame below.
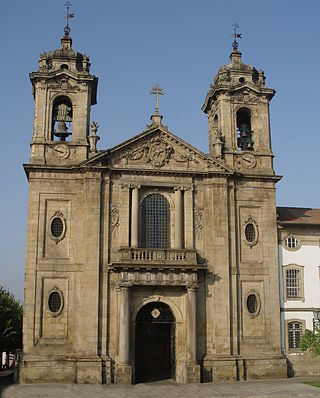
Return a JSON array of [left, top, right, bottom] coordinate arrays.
[[21, 31, 287, 384]]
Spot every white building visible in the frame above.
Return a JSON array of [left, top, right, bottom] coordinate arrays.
[[278, 207, 320, 355]]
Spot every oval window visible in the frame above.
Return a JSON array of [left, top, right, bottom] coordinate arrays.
[[247, 294, 258, 314], [51, 217, 64, 238], [245, 223, 256, 243], [284, 236, 299, 249], [48, 291, 62, 313]]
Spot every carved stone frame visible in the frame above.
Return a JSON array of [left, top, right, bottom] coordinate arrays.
[[282, 264, 305, 303], [282, 234, 300, 252], [243, 216, 259, 248], [49, 211, 67, 244], [244, 289, 261, 319]]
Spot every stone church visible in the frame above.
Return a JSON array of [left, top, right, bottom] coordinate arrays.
[[21, 29, 287, 384]]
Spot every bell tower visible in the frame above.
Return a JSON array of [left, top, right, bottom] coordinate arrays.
[[29, 29, 98, 164], [202, 35, 275, 174]]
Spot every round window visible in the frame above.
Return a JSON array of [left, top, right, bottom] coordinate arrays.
[[51, 217, 64, 238], [48, 291, 62, 314], [245, 223, 256, 243], [284, 236, 299, 249]]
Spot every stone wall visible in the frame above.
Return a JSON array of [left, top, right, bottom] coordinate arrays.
[[287, 354, 320, 377]]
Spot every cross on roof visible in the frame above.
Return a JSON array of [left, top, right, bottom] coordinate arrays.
[[150, 84, 165, 115], [64, 1, 74, 35], [231, 23, 242, 51]]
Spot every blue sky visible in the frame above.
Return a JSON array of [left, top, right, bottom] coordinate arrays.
[[0, 0, 319, 300]]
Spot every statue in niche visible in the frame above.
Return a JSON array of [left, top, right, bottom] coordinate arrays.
[[212, 129, 225, 158], [195, 210, 203, 239]]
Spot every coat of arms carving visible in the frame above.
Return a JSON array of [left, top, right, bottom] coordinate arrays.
[[121, 135, 199, 169]]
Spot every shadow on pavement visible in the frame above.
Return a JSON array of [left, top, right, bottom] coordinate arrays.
[[0, 370, 15, 397]]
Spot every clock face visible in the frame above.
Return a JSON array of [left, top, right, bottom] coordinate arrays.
[[241, 153, 256, 168], [53, 143, 70, 159]]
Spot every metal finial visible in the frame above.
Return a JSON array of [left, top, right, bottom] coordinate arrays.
[[64, 1, 74, 35], [231, 23, 242, 51], [150, 84, 165, 115]]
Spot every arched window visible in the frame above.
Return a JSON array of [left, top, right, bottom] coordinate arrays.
[[51, 96, 73, 141], [236, 108, 253, 150], [141, 194, 170, 248]]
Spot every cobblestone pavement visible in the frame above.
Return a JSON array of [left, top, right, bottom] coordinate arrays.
[[2, 378, 320, 398]]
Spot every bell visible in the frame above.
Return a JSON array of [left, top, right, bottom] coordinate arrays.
[[54, 121, 71, 141]]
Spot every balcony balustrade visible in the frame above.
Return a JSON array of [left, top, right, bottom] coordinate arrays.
[[117, 247, 198, 267]]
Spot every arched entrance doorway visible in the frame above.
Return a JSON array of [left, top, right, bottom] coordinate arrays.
[[135, 302, 175, 383]]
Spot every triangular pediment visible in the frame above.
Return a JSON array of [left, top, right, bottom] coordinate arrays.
[[82, 125, 232, 174]]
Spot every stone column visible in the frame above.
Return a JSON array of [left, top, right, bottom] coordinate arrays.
[[184, 187, 194, 249], [174, 188, 182, 249], [187, 286, 197, 363], [119, 286, 130, 364], [131, 186, 139, 248]]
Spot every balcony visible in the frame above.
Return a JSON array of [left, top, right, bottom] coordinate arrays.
[[112, 247, 204, 270]]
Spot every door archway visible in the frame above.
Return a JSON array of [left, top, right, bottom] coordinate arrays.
[[135, 302, 175, 383]]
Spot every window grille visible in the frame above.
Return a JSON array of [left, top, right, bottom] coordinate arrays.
[[286, 269, 300, 297], [51, 217, 64, 238], [247, 294, 258, 314], [284, 236, 298, 249], [288, 322, 302, 349], [141, 194, 169, 248], [48, 291, 62, 313], [245, 223, 256, 243], [136, 302, 174, 323]]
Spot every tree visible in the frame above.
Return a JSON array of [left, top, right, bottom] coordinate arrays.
[[0, 286, 23, 353], [299, 327, 320, 356]]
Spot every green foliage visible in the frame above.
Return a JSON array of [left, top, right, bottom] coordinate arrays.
[[0, 286, 23, 351], [299, 327, 320, 356], [303, 381, 320, 388]]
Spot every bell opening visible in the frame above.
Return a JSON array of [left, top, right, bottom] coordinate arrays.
[[51, 96, 73, 142]]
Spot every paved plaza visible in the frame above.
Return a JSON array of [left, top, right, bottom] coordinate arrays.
[[1, 378, 320, 398]]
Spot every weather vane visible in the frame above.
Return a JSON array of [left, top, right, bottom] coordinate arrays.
[[150, 84, 165, 115], [64, 1, 74, 35], [231, 23, 242, 51]]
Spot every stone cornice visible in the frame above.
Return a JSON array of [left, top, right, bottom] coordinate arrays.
[[202, 84, 275, 114]]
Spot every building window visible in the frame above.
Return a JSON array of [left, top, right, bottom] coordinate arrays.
[[245, 223, 256, 242], [141, 194, 170, 248], [313, 310, 320, 330], [47, 288, 64, 316], [286, 269, 300, 298], [283, 264, 304, 302], [288, 322, 302, 350], [245, 290, 261, 318], [247, 294, 258, 314], [243, 216, 259, 247], [51, 217, 64, 238], [284, 235, 299, 250], [49, 212, 66, 244]]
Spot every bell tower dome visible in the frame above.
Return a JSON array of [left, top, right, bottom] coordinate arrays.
[[202, 41, 275, 174], [29, 30, 98, 164]]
